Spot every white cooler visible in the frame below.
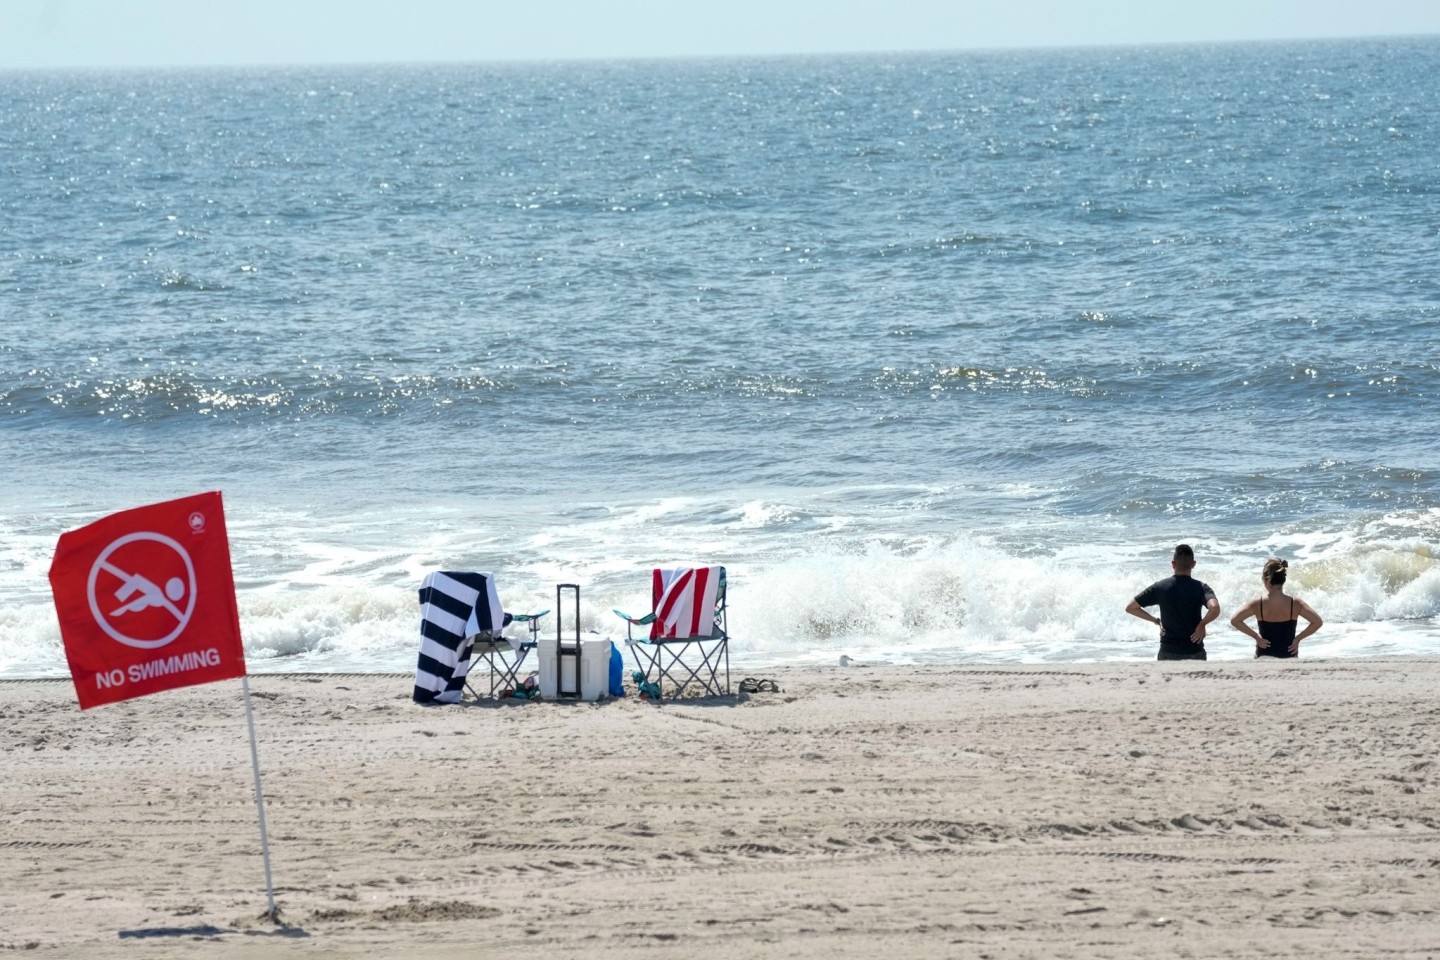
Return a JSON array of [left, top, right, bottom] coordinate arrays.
[[537, 637, 612, 701]]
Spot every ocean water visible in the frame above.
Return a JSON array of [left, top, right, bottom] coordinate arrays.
[[3, 38, 1438, 676]]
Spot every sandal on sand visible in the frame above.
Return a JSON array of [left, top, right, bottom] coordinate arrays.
[[740, 678, 780, 693]]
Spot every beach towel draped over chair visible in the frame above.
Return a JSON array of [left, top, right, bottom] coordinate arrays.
[[414, 571, 503, 704], [414, 571, 547, 704], [652, 566, 721, 640], [615, 565, 730, 698]]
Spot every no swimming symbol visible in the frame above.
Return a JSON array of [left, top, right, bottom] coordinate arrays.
[[86, 532, 198, 650]]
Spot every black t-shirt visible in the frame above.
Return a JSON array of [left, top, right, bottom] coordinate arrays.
[[1134, 574, 1216, 655]]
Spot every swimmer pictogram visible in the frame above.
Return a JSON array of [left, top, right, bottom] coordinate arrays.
[[86, 532, 197, 650]]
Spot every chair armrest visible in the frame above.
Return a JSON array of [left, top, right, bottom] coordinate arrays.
[[509, 609, 549, 644], [612, 609, 657, 625]]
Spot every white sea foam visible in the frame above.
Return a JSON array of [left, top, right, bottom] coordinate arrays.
[[4, 504, 1436, 677]]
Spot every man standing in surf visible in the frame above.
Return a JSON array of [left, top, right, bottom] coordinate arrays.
[[1125, 544, 1221, 661]]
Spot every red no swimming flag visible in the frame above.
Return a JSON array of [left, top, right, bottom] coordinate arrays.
[[49, 491, 247, 709]]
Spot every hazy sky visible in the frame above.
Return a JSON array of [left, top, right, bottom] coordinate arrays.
[[3, 0, 1439, 69]]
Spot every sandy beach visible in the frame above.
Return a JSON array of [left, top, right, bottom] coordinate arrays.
[[4, 659, 1440, 958]]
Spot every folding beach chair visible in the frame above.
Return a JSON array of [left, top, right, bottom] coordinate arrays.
[[412, 571, 548, 704], [465, 609, 549, 700], [613, 566, 730, 698]]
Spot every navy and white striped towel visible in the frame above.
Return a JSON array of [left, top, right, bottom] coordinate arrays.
[[413, 571, 504, 704]]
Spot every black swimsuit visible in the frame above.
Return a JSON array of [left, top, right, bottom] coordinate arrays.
[[1255, 597, 1298, 659]]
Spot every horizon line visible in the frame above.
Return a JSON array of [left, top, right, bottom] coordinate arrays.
[[2, 30, 1436, 76]]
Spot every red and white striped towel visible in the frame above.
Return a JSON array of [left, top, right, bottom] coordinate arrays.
[[651, 566, 721, 639]]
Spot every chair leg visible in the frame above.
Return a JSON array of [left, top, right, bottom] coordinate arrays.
[[496, 647, 531, 696], [463, 647, 532, 700], [652, 639, 729, 698], [628, 643, 658, 691]]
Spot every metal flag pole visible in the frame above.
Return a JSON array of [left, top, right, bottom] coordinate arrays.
[[241, 674, 278, 922]]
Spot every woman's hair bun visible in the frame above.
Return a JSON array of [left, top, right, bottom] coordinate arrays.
[[1263, 557, 1288, 585]]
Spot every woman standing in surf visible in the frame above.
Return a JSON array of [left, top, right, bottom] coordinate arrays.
[[1229, 558, 1324, 658]]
